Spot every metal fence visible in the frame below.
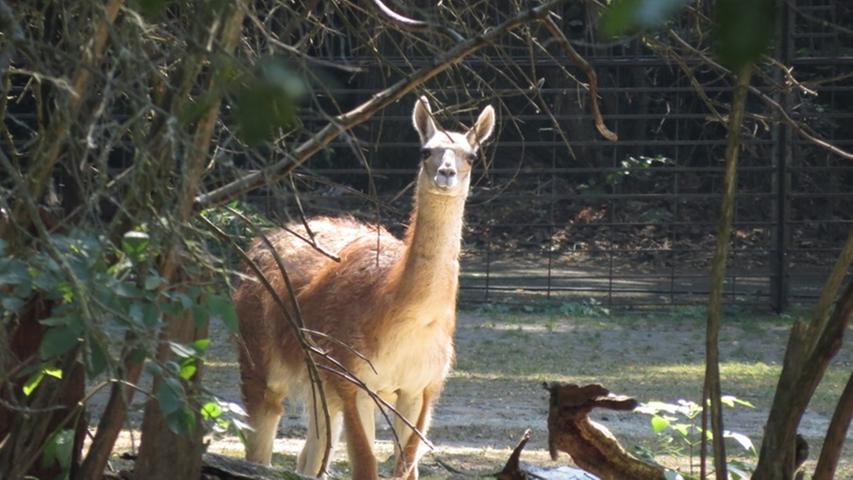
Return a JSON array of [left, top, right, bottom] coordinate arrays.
[[255, 0, 853, 310]]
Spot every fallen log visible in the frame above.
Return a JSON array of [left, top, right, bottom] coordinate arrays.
[[497, 428, 532, 480], [545, 383, 667, 480], [115, 452, 312, 480], [497, 428, 599, 480]]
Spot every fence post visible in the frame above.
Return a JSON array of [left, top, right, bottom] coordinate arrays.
[[771, 1, 792, 312]]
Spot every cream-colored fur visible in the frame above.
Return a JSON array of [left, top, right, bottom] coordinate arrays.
[[235, 97, 495, 480]]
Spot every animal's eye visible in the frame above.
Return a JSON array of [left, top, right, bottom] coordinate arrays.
[[420, 148, 431, 160], [466, 151, 478, 163]]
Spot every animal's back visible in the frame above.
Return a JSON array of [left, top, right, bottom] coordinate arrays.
[[234, 216, 400, 392]]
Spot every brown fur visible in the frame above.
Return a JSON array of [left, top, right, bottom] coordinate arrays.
[[236, 97, 495, 479]]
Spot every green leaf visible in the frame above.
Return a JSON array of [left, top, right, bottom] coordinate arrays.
[[160, 300, 182, 315], [111, 281, 143, 299], [192, 338, 210, 353], [23, 371, 45, 396], [165, 406, 196, 435], [164, 360, 181, 375], [231, 417, 252, 432], [32, 269, 59, 291], [728, 460, 755, 480], [122, 231, 150, 261], [724, 430, 755, 453], [0, 258, 29, 285], [137, 0, 169, 16], [169, 342, 195, 359], [192, 305, 208, 328], [157, 377, 184, 415], [712, 0, 776, 70], [721, 395, 755, 409], [208, 294, 238, 332], [179, 360, 197, 380], [2, 296, 25, 313], [41, 428, 74, 472], [200, 401, 223, 420], [87, 339, 109, 377], [129, 303, 162, 328], [39, 326, 82, 359], [173, 292, 194, 309], [231, 58, 305, 145], [144, 273, 165, 290], [651, 415, 670, 433], [600, 0, 689, 39], [39, 315, 73, 327], [671, 422, 691, 436]]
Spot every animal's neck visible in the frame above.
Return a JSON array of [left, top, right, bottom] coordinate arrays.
[[391, 181, 468, 305]]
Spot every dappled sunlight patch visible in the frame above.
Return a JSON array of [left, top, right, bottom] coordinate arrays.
[[205, 360, 239, 368]]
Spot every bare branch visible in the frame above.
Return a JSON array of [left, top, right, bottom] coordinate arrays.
[[540, 16, 617, 142], [194, 0, 571, 209], [368, 0, 464, 43], [665, 29, 853, 161], [18, 0, 124, 215]]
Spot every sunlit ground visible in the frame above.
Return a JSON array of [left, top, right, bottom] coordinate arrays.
[[99, 306, 851, 478]]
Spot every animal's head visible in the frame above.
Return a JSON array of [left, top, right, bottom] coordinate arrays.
[[412, 96, 495, 196]]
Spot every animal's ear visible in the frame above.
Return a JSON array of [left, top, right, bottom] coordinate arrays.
[[412, 96, 437, 144], [467, 104, 496, 146]]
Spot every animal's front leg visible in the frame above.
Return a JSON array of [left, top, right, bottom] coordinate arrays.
[[241, 374, 285, 466], [393, 385, 439, 480], [341, 389, 378, 480]]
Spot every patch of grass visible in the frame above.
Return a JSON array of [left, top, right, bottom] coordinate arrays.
[[456, 309, 850, 414]]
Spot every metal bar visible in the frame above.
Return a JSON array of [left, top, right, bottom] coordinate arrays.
[[772, 0, 793, 312]]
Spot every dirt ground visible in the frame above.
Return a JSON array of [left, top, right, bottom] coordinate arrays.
[[103, 307, 851, 478]]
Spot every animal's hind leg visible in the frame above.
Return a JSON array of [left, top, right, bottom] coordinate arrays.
[[341, 388, 378, 480], [298, 393, 343, 478], [241, 364, 286, 465]]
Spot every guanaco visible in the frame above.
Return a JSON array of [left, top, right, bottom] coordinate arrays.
[[235, 96, 495, 479]]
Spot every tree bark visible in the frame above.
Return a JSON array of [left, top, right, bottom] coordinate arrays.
[[753, 235, 853, 480], [701, 62, 754, 480], [546, 383, 666, 480], [813, 371, 853, 480]]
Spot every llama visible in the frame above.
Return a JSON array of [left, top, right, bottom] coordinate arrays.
[[235, 96, 495, 479]]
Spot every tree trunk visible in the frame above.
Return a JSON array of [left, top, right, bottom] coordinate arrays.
[[701, 62, 754, 480], [752, 248, 853, 480], [132, 1, 248, 476], [813, 371, 853, 480], [134, 307, 209, 479]]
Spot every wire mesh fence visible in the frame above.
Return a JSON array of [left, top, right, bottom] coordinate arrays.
[[241, 0, 853, 311]]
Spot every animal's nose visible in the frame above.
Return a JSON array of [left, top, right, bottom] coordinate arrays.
[[437, 165, 456, 177]]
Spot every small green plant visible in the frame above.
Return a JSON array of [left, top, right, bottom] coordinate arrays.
[[474, 303, 511, 315], [635, 396, 757, 479], [559, 298, 610, 317], [0, 228, 241, 444], [604, 155, 673, 187]]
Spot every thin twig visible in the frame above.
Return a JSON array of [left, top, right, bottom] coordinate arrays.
[[540, 16, 617, 142], [368, 0, 464, 43], [195, 0, 572, 208], [665, 29, 853, 161]]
